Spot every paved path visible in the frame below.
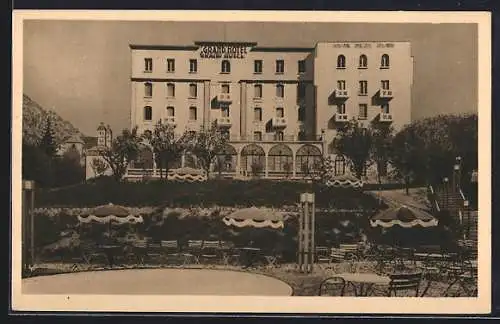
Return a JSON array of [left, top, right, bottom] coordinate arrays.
[[22, 268, 293, 296], [368, 188, 431, 211]]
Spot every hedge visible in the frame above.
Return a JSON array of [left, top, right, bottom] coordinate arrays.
[[36, 179, 384, 210]]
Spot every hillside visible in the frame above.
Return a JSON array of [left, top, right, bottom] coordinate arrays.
[[22, 94, 84, 145]]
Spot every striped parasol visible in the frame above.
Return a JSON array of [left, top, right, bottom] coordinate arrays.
[[222, 207, 285, 229], [370, 205, 438, 228], [78, 203, 144, 224]]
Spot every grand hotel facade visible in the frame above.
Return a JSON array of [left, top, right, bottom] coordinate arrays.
[[121, 41, 413, 180]]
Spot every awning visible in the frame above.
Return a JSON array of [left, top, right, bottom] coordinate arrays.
[[370, 205, 438, 228], [325, 174, 363, 188], [222, 207, 285, 229], [77, 203, 144, 224]]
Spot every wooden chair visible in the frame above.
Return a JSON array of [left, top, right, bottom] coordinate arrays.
[[318, 277, 346, 296], [183, 240, 203, 265], [220, 241, 240, 266], [339, 244, 360, 261], [146, 242, 164, 265], [387, 272, 423, 297], [131, 239, 148, 265], [315, 246, 332, 269]]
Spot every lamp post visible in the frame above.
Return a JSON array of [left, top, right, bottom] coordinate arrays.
[[22, 180, 35, 273], [464, 200, 470, 240], [453, 156, 462, 191], [299, 191, 315, 273], [443, 177, 449, 209]]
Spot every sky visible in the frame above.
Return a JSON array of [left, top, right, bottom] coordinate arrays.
[[23, 20, 478, 136]]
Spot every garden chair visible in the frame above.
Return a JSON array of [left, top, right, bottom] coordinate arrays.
[[79, 241, 108, 266], [318, 277, 346, 296], [339, 244, 360, 261], [315, 246, 332, 269], [131, 239, 148, 265], [262, 248, 282, 269], [220, 241, 240, 266], [200, 240, 221, 264], [146, 242, 164, 265], [443, 260, 478, 297], [386, 272, 423, 297], [183, 240, 204, 265], [160, 240, 182, 265]]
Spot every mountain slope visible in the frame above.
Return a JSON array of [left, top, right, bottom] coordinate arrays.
[[22, 94, 84, 146]]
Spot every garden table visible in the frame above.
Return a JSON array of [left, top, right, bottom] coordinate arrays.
[[239, 247, 262, 269], [337, 272, 390, 296]]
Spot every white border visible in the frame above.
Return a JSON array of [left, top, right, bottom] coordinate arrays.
[[11, 10, 491, 314]]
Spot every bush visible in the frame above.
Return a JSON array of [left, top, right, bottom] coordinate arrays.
[[36, 179, 384, 210]]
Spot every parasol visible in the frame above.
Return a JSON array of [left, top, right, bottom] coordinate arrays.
[[222, 207, 285, 229], [369, 205, 438, 228], [78, 203, 144, 224], [325, 174, 363, 188]]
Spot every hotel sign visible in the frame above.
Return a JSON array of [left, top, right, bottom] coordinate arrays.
[[199, 44, 248, 59]]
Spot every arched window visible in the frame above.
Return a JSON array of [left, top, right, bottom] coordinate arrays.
[[144, 106, 152, 121], [221, 60, 231, 73], [241, 144, 265, 174], [268, 144, 293, 173], [166, 106, 175, 117], [166, 83, 175, 97], [144, 82, 153, 97], [216, 144, 238, 173], [189, 83, 197, 98], [254, 84, 262, 98], [381, 54, 390, 68], [295, 145, 322, 175], [276, 84, 284, 98], [359, 54, 368, 68], [334, 155, 346, 176], [337, 54, 346, 69]]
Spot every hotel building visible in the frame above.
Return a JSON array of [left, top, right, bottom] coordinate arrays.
[[125, 41, 413, 180]]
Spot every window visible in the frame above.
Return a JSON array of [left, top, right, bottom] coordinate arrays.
[[276, 84, 284, 98], [166, 83, 175, 97], [337, 54, 346, 68], [254, 60, 263, 73], [275, 131, 284, 141], [254, 84, 262, 98], [297, 83, 306, 100], [381, 54, 390, 68], [189, 106, 197, 121], [298, 106, 306, 121], [276, 107, 284, 118], [359, 80, 368, 95], [254, 107, 262, 121], [189, 59, 197, 73], [334, 155, 346, 176], [337, 104, 346, 114], [221, 60, 231, 73], [144, 106, 152, 120], [166, 106, 175, 117], [254, 131, 262, 141], [189, 83, 197, 98], [298, 60, 306, 73], [144, 58, 153, 72], [221, 84, 230, 94], [144, 82, 153, 97], [358, 104, 368, 119], [276, 60, 285, 73], [167, 59, 175, 72], [381, 80, 390, 90], [221, 106, 230, 117], [382, 104, 390, 113], [359, 54, 368, 68], [337, 80, 346, 90]]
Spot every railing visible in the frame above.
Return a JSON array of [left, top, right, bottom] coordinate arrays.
[[335, 89, 349, 98], [334, 113, 349, 122], [272, 117, 287, 127], [427, 185, 441, 213], [379, 89, 393, 98], [379, 113, 393, 122], [217, 117, 232, 126], [217, 93, 232, 102], [164, 116, 176, 124], [229, 134, 323, 142]]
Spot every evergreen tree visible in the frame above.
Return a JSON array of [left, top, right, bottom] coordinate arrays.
[[39, 117, 58, 158]]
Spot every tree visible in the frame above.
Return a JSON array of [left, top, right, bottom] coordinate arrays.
[[142, 121, 187, 179], [186, 121, 228, 177], [370, 121, 395, 184], [39, 117, 59, 158], [97, 127, 141, 181], [53, 152, 85, 187], [334, 119, 373, 179], [22, 141, 55, 187], [90, 158, 108, 177]]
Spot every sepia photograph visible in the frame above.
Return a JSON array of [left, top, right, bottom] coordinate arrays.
[[11, 10, 491, 314]]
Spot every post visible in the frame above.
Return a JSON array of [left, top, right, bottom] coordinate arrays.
[[22, 180, 35, 271], [299, 191, 315, 273], [443, 177, 449, 209]]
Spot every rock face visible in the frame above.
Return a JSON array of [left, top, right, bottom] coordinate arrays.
[[22, 94, 84, 146]]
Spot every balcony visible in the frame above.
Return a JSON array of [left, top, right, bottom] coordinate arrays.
[[164, 116, 177, 126], [334, 113, 349, 123], [271, 117, 287, 128], [378, 113, 393, 123], [334, 89, 349, 99], [379, 89, 394, 99], [217, 93, 232, 103], [217, 117, 232, 128]]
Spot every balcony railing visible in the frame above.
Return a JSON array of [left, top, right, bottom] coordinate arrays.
[[378, 113, 393, 122], [379, 89, 394, 99], [217, 93, 232, 103], [334, 113, 349, 122], [334, 89, 349, 98], [217, 117, 232, 127], [229, 134, 323, 142], [271, 117, 287, 128]]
